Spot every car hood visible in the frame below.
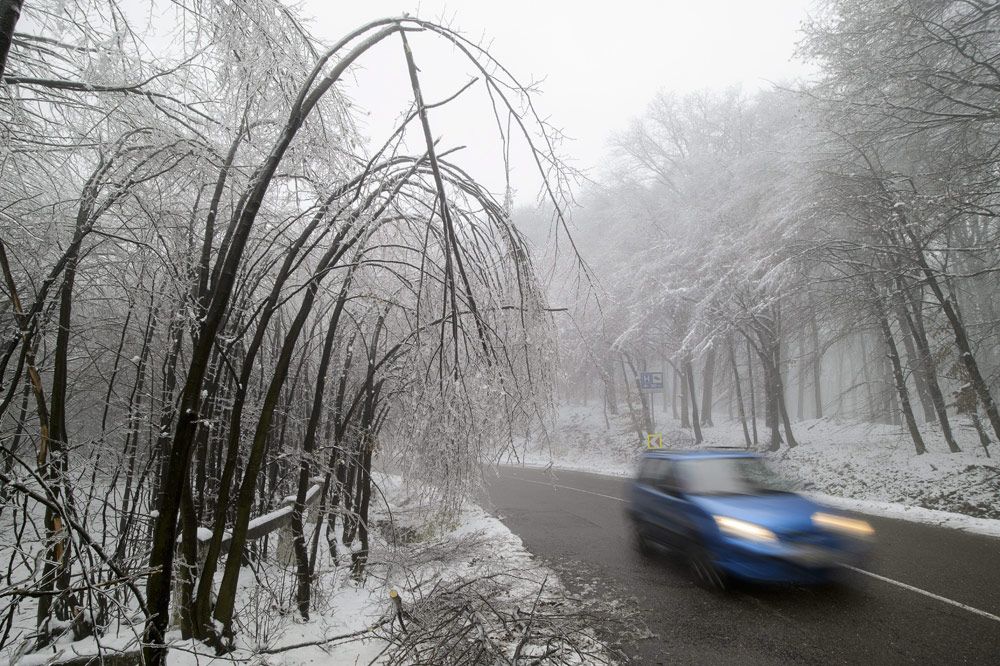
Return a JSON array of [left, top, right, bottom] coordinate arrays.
[[690, 493, 822, 533]]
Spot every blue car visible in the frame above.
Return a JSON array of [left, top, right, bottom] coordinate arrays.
[[626, 449, 874, 588]]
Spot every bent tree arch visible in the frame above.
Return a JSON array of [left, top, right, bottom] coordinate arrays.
[[0, 2, 576, 661], [137, 16, 573, 664]]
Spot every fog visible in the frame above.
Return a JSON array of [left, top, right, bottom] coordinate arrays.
[[302, 0, 815, 198], [1, 2, 999, 664]]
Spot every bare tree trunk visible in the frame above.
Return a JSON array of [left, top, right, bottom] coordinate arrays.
[[760, 352, 781, 452], [662, 354, 669, 412], [903, 228, 1000, 443], [684, 356, 703, 444], [0, 383, 30, 500], [37, 234, 85, 641], [98, 300, 134, 439], [604, 354, 618, 415], [808, 302, 823, 419], [622, 355, 652, 435], [112, 301, 158, 562], [746, 338, 758, 447], [796, 336, 805, 422], [700, 345, 715, 427], [728, 337, 752, 449], [308, 406, 340, 575], [874, 296, 926, 455], [341, 441, 359, 547], [291, 282, 351, 618], [193, 357, 221, 521], [616, 356, 647, 444], [324, 339, 356, 560], [764, 306, 797, 448], [893, 296, 934, 422], [0, 0, 24, 79], [887, 354, 901, 426], [177, 477, 199, 639], [1, 240, 63, 640], [679, 367, 690, 428], [352, 437, 375, 579], [861, 334, 879, 421], [350, 353, 384, 580], [969, 411, 991, 458], [774, 358, 798, 448], [148, 301, 186, 526], [897, 283, 959, 452], [670, 362, 678, 419]]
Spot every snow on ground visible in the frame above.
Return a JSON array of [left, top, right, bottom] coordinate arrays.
[[804, 493, 1000, 538], [2, 474, 613, 665], [510, 404, 637, 478], [506, 402, 1000, 536]]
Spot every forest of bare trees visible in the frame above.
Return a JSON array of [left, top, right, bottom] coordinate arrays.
[[0, 1, 570, 663], [546, 0, 1000, 457]]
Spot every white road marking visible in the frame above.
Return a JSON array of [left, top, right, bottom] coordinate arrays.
[[845, 566, 1000, 624], [501, 473, 1000, 625], [503, 475, 626, 503]]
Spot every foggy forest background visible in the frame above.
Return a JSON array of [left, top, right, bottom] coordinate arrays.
[[537, 2, 1000, 459]]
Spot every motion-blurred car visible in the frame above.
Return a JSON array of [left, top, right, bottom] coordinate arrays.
[[626, 449, 874, 588]]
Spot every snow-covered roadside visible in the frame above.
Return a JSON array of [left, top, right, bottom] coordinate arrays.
[[168, 503, 561, 665], [223, 492, 617, 665], [801, 493, 1000, 538], [3, 474, 615, 666], [508, 403, 1000, 539]]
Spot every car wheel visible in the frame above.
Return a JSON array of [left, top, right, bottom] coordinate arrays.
[[633, 522, 654, 556], [688, 542, 726, 591]]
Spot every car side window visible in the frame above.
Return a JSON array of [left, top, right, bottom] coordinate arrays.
[[638, 459, 680, 494], [638, 459, 659, 486], [654, 460, 680, 495]]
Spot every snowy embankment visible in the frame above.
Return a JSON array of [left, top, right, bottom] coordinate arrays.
[[3, 474, 615, 665], [167, 476, 616, 664], [508, 403, 1000, 537]]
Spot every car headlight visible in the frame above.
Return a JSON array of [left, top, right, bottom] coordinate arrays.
[[713, 515, 778, 543], [812, 512, 875, 537]]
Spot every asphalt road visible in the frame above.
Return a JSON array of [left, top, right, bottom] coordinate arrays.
[[482, 466, 1000, 665]]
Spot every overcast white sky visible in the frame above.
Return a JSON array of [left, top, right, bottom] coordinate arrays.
[[300, 1, 816, 202]]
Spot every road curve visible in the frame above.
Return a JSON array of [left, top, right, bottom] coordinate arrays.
[[482, 466, 1000, 665]]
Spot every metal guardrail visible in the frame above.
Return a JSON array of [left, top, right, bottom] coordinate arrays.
[[197, 480, 324, 557]]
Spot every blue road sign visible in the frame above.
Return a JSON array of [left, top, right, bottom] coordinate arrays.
[[639, 371, 664, 391]]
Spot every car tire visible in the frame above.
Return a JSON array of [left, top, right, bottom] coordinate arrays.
[[633, 522, 654, 556], [687, 541, 726, 591]]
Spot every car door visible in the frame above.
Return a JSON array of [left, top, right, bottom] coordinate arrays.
[[631, 457, 666, 529], [645, 459, 695, 547]]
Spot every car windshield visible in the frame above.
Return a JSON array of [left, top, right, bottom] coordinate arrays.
[[679, 457, 794, 496]]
